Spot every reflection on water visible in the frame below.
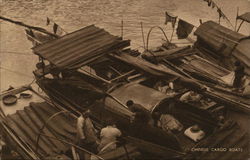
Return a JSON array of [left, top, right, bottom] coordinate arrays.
[[0, 0, 249, 90]]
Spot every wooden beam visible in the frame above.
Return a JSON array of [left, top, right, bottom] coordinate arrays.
[[77, 68, 111, 84], [0, 85, 30, 100], [110, 70, 136, 82]]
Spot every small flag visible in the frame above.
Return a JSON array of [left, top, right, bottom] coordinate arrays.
[[217, 8, 226, 19], [46, 17, 50, 25], [25, 28, 35, 41], [165, 11, 177, 28], [25, 28, 39, 45], [53, 23, 58, 34], [199, 19, 203, 24], [176, 19, 194, 39], [208, 0, 212, 6], [211, 1, 216, 8]]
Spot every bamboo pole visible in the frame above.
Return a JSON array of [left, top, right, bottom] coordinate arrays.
[[140, 22, 146, 50], [0, 16, 59, 38], [234, 7, 239, 31], [121, 19, 124, 39]]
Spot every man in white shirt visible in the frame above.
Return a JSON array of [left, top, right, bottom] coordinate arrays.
[[98, 120, 122, 154], [179, 91, 201, 103], [76, 110, 98, 160]]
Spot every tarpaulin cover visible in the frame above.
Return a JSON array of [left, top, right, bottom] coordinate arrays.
[[105, 83, 170, 113], [2, 102, 77, 158], [32, 25, 130, 69], [194, 21, 245, 57]]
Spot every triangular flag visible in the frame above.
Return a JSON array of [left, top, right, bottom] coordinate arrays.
[[208, 0, 212, 7], [176, 19, 194, 39], [53, 23, 58, 34], [217, 8, 226, 19], [25, 28, 35, 39], [25, 28, 39, 46], [211, 1, 216, 8], [46, 17, 50, 26]]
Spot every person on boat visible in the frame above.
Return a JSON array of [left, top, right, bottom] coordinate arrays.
[[154, 80, 169, 93], [97, 119, 122, 154], [233, 61, 245, 89], [179, 91, 201, 103], [126, 100, 153, 126], [76, 110, 98, 160], [152, 111, 183, 133]]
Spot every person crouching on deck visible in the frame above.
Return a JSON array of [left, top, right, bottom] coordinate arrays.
[[97, 119, 122, 154], [126, 100, 154, 126], [76, 110, 98, 160]]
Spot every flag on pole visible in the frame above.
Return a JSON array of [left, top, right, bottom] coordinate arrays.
[[46, 17, 66, 36], [211, 1, 216, 8], [46, 17, 50, 25], [25, 28, 40, 46], [208, 0, 212, 6], [165, 11, 177, 28], [53, 23, 58, 34], [25, 29, 34, 38], [176, 19, 194, 39], [25, 28, 35, 42], [217, 8, 226, 19], [53, 23, 64, 36]]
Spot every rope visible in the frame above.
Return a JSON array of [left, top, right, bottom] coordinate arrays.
[[202, 0, 234, 29], [146, 26, 169, 50], [35, 110, 72, 152], [27, 77, 36, 86]]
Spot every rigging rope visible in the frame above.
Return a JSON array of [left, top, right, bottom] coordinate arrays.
[[146, 26, 169, 50], [201, 0, 234, 29]]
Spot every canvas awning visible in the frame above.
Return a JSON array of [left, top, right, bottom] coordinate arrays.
[[32, 25, 130, 70], [194, 21, 250, 74], [0, 102, 77, 158], [194, 21, 245, 57], [105, 83, 170, 113]]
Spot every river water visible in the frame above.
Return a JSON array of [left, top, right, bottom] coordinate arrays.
[[1, 0, 249, 91]]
